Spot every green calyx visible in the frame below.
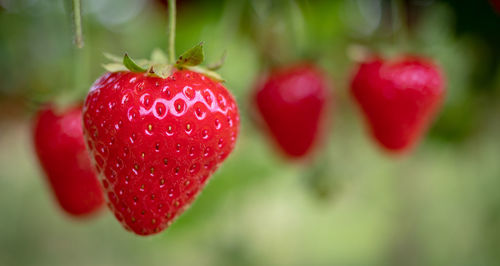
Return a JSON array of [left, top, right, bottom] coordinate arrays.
[[102, 42, 225, 82]]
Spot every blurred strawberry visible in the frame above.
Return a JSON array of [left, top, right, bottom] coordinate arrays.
[[351, 55, 445, 153], [254, 63, 331, 158], [33, 105, 104, 216]]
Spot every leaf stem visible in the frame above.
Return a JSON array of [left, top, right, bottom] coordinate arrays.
[[168, 0, 176, 63], [72, 0, 84, 48]]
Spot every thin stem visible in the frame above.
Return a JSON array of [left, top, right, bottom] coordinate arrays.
[[168, 0, 176, 63], [72, 0, 84, 48], [288, 0, 306, 58], [393, 0, 409, 49]]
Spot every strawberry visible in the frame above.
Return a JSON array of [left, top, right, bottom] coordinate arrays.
[[82, 0, 239, 234], [350, 55, 445, 153], [82, 62, 239, 235], [33, 105, 104, 216], [254, 63, 330, 158]]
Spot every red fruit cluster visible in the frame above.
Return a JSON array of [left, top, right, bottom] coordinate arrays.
[[351, 56, 445, 152], [32, 53, 446, 235], [33, 106, 104, 216], [254, 64, 330, 158], [82, 70, 239, 235]]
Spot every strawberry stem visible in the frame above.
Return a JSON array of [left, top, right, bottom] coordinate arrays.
[[393, 0, 409, 49], [168, 0, 176, 63], [72, 0, 84, 48]]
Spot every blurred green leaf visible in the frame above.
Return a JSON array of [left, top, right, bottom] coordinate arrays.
[[176, 42, 205, 68]]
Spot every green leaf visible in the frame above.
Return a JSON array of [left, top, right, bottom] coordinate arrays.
[[102, 63, 127, 72], [151, 64, 173, 79], [207, 50, 227, 70], [123, 53, 147, 72], [187, 66, 224, 82], [103, 52, 123, 63], [150, 49, 168, 64], [135, 59, 150, 66], [175, 42, 204, 68]]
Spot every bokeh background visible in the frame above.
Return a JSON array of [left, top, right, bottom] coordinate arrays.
[[1, 0, 500, 265]]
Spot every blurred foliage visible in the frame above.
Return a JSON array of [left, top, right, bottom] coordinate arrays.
[[0, 0, 500, 265]]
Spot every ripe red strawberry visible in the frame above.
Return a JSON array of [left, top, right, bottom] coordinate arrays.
[[254, 63, 330, 158], [350, 55, 445, 153], [82, 70, 239, 235], [33, 105, 104, 216]]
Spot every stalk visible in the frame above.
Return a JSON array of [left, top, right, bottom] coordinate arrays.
[[168, 0, 177, 63], [72, 0, 84, 48]]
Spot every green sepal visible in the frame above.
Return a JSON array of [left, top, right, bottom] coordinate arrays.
[[150, 49, 168, 64], [150, 64, 173, 79], [187, 66, 224, 82], [102, 63, 127, 72], [123, 53, 147, 73], [207, 50, 227, 70], [103, 52, 123, 63], [175, 42, 204, 68], [101, 44, 224, 82]]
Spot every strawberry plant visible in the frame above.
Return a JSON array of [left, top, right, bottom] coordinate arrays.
[[82, 0, 239, 235], [249, 2, 332, 159]]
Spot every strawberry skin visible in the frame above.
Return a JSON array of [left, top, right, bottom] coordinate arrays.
[[33, 105, 104, 216], [351, 56, 445, 152], [82, 70, 239, 235], [254, 64, 330, 158]]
